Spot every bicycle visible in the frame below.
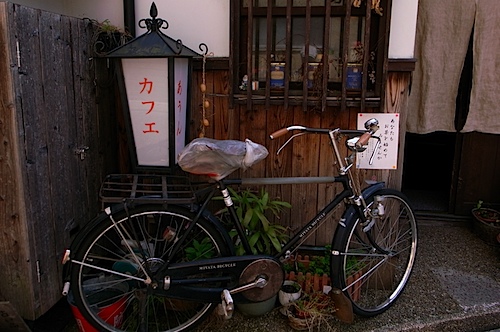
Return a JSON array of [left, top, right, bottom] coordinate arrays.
[[62, 118, 417, 331]]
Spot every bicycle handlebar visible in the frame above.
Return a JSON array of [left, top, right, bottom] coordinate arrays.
[[269, 128, 291, 139], [269, 126, 330, 139], [269, 119, 379, 144], [356, 132, 372, 148]]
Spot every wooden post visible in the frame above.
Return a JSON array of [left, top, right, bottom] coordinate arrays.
[[384, 71, 412, 190], [0, 2, 34, 318]]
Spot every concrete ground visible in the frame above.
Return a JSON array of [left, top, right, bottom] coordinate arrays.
[[195, 216, 500, 332], [28, 215, 500, 332]]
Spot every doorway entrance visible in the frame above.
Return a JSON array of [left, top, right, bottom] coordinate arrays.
[[402, 132, 456, 212]]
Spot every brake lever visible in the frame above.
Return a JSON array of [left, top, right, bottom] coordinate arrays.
[[276, 132, 306, 155], [369, 136, 381, 165]]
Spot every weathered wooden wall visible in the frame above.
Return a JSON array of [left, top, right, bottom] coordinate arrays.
[[0, 2, 118, 319], [0, 2, 412, 319], [189, 68, 410, 246], [455, 132, 500, 214]]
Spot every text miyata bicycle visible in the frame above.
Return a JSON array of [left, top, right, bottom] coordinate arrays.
[[62, 118, 417, 331]]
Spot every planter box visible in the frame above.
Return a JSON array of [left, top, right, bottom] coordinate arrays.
[[472, 209, 500, 246], [286, 271, 331, 294], [284, 255, 331, 294]]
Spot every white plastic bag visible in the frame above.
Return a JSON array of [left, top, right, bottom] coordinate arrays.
[[177, 138, 268, 180]]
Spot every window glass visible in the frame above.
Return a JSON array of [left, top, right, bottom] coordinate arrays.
[[234, 0, 388, 105]]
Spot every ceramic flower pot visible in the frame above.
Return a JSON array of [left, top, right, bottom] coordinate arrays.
[[237, 294, 277, 317], [279, 280, 302, 306]]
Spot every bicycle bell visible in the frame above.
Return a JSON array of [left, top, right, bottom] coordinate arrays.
[[364, 118, 379, 133]]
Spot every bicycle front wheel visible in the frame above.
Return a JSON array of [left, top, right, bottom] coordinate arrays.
[[331, 189, 417, 316], [70, 204, 230, 332]]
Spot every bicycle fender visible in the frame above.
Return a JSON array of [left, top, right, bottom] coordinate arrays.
[[62, 207, 115, 283], [337, 182, 385, 230], [63, 203, 235, 281]]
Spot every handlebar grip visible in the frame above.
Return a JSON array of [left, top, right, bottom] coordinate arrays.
[[269, 128, 289, 140], [356, 132, 372, 148]]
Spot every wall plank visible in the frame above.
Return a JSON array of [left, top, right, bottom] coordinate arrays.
[[0, 3, 119, 319], [191, 67, 392, 247], [0, 2, 34, 315]]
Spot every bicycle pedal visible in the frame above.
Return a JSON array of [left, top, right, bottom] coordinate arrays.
[[217, 303, 233, 319], [218, 289, 234, 319]]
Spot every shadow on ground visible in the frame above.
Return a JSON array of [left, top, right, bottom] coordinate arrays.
[[30, 218, 500, 332]]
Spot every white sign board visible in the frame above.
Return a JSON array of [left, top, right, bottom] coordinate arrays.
[[356, 113, 399, 170], [174, 58, 189, 160], [123, 58, 170, 167]]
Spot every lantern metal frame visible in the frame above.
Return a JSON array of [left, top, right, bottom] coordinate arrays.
[[106, 2, 203, 173]]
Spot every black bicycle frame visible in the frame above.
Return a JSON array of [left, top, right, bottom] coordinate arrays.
[[223, 175, 355, 259], [149, 173, 374, 302]]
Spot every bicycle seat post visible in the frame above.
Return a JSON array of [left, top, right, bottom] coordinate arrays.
[[217, 181, 253, 254]]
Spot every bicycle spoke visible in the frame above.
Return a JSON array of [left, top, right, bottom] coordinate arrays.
[[70, 205, 229, 332], [332, 190, 417, 316]]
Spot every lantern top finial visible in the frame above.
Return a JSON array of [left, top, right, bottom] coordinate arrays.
[[150, 2, 158, 19], [141, 2, 168, 33], [105, 1, 202, 58]]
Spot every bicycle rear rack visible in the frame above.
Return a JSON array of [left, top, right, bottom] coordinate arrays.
[[99, 174, 197, 209]]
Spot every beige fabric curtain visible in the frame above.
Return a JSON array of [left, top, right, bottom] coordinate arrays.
[[407, 0, 500, 134]]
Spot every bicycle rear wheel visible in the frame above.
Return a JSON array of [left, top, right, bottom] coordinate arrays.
[[70, 204, 230, 332], [331, 189, 417, 316]]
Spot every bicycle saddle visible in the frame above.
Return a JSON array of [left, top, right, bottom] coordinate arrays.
[[178, 138, 268, 180]]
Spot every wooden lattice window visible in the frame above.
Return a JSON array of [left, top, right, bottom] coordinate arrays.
[[230, 0, 391, 112]]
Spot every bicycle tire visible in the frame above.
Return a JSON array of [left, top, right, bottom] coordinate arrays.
[[331, 189, 417, 316], [70, 204, 230, 332]]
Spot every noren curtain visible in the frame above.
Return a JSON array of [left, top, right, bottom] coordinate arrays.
[[407, 0, 500, 134]]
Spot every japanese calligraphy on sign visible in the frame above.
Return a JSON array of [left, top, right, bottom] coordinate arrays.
[[174, 58, 189, 159], [122, 58, 188, 167], [356, 113, 399, 170]]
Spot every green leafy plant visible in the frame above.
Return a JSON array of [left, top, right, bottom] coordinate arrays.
[[184, 237, 215, 261], [307, 246, 331, 276], [88, 18, 132, 55], [217, 187, 291, 255], [283, 260, 306, 274], [345, 255, 360, 276], [476, 200, 484, 210], [281, 281, 301, 293], [284, 246, 332, 276]]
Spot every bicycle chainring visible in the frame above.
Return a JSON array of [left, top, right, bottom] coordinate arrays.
[[238, 258, 284, 302]]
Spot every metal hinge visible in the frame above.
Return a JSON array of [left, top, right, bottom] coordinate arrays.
[[73, 146, 89, 160], [36, 260, 41, 283]]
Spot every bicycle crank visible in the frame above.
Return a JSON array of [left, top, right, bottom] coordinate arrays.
[[237, 258, 284, 302]]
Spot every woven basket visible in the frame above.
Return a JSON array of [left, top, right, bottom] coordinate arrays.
[[287, 313, 316, 331], [285, 293, 337, 331]]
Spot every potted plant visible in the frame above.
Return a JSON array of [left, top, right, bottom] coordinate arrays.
[[282, 246, 332, 295], [87, 18, 132, 56], [216, 187, 291, 315], [217, 187, 291, 256], [279, 280, 302, 307], [472, 200, 500, 223], [472, 200, 500, 246], [286, 291, 337, 330]]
